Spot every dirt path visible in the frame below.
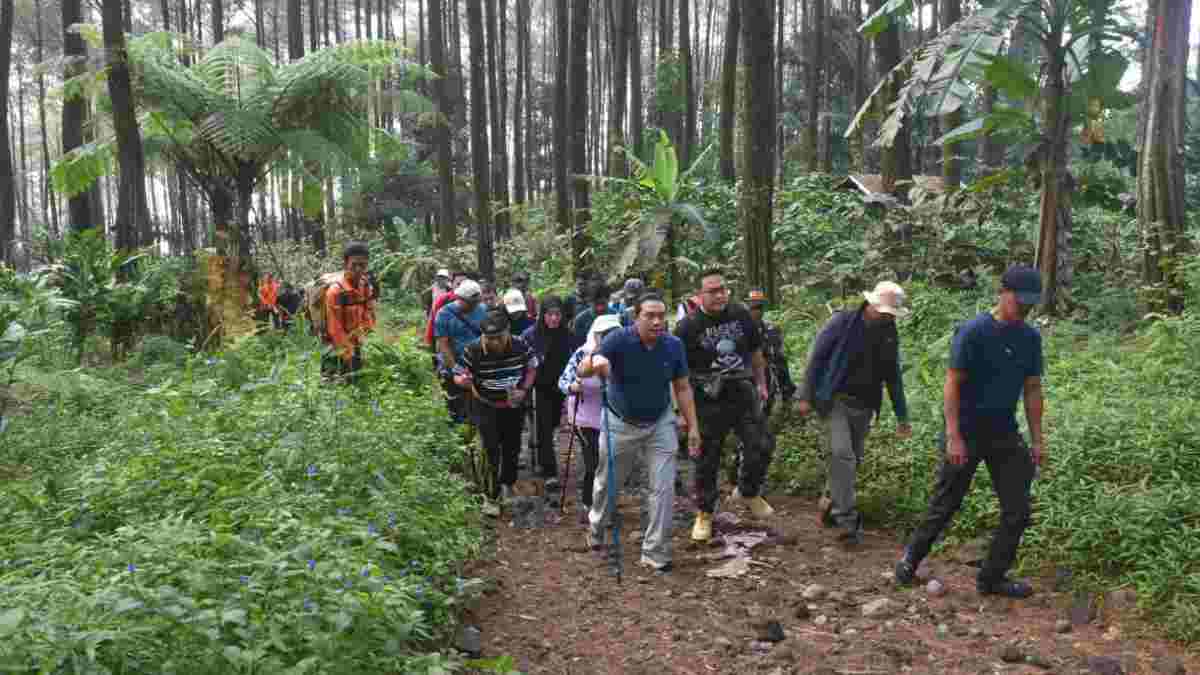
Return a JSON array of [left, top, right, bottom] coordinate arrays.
[[464, 434, 1196, 675]]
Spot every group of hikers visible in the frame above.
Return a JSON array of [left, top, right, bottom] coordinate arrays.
[[309, 241, 1047, 597]]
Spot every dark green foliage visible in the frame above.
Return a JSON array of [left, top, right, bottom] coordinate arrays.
[[0, 330, 481, 672]]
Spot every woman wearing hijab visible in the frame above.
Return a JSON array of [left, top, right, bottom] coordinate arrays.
[[521, 295, 571, 487], [558, 314, 623, 524]]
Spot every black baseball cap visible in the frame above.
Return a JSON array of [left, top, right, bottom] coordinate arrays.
[[480, 310, 511, 336], [1001, 265, 1042, 305]]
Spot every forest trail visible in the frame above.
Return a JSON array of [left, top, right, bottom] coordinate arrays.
[[463, 431, 1197, 675]]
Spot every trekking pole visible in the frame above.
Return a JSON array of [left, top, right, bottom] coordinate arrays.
[[601, 380, 622, 583], [560, 392, 582, 515]]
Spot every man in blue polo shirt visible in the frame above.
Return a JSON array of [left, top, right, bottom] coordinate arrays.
[[578, 291, 701, 575], [894, 265, 1046, 598], [435, 280, 487, 423]]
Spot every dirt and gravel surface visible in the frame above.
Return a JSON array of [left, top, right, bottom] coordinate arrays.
[[463, 436, 1197, 675]]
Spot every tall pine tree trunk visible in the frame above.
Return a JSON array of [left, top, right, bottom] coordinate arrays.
[[513, 0, 528, 205], [940, 0, 962, 190], [740, 0, 776, 299], [429, 0, 458, 245], [554, 0, 571, 235], [0, 0, 13, 264], [806, 0, 823, 172], [484, 0, 510, 238], [872, 0, 910, 195], [569, 0, 591, 273], [679, 0, 694, 167], [607, 0, 629, 176], [1035, 31, 1072, 314], [466, 0, 494, 279], [629, 4, 644, 160], [717, 0, 738, 182]]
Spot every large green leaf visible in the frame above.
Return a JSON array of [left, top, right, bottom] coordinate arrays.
[[651, 131, 679, 203], [859, 0, 915, 38], [982, 54, 1039, 101]]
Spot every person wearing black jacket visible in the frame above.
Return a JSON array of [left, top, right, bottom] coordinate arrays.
[[521, 295, 571, 487], [674, 270, 775, 543], [797, 281, 913, 545]]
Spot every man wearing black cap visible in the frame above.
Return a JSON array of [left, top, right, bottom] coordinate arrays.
[[455, 308, 538, 500], [894, 265, 1046, 598]]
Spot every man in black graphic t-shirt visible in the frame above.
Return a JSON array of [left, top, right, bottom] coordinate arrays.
[[674, 269, 774, 543]]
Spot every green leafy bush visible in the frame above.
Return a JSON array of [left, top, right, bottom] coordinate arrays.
[[0, 335, 481, 672]]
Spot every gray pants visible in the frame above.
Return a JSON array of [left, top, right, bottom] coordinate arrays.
[[588, 409, 678, 568], [823, 398, 874, 531]]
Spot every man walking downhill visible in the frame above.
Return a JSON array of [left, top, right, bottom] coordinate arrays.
[[675, 270, 775, 543], [798, 281, 913, 546], [454, 309, 538, 501], [578, 292, 701, 575], [894, 266, 1045, 598], [322, 241, 377, 382], [435, 279, 487, 424]]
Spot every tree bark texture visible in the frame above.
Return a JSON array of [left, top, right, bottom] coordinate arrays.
[[1136, 0, 1191, 312], [940, 0, 961, 190], [629, 3, 644, 160], [717, 0, 738, 182], [466, 0, 494, 280], [607, 0, 630, 177], [63, 0, 97, 233], [513, 0, 529, 204], [739, 0, 776, 300], [569, 0, 591, 274], [680, 0, 695, 168], [484, 0, 510, 238], [429, 0, 458, 245], [0, 0, 12, 264], [554, 0, 571, 234], [872, 0, 911, 194], [103, 0, 151, 255], [807, 0, 823, 172], [1035, 36, 1072, 314]]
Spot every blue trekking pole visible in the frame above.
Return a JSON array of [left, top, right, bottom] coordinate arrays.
[[601, 380, 622, 583]]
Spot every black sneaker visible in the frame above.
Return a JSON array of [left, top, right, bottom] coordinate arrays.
[[894, 549, 918, 586], [977, 577, 1034, 598]]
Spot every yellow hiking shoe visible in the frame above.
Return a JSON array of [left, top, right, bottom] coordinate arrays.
[[691, 512, 713, 542], [745, 495, 775, 519]]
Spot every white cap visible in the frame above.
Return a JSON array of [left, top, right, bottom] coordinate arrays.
[[590, 314, 622, 337], [456, 279, 482, 300], [503, 289, 527, 313], [435, 268, 450, 278], [863, 281, 910, 317]]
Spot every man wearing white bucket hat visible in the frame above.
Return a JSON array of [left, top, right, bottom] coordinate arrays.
[[798, 280, 912, 545]]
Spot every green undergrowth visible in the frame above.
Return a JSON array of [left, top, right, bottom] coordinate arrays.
[[770, 274, 1200, 642], [0, 328, 484, 673]]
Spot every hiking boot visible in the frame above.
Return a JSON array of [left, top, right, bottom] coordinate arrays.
[[837, 514, 864, 546], [639, 556, 673, 576], [978, 577, 1034, 598], [817, 495, 835, 528], [894, 548, 918, 586], [744, 495, 775, 519], [691, 512, 713, 542]]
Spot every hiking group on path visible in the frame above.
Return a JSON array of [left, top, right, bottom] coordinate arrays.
[[301, 242, 1048, 600]]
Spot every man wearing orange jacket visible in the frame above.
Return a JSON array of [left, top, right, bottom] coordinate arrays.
[[323, 241, 377, 381]]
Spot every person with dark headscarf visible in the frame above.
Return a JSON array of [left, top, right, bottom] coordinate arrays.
[[521, 295, 571, 489]]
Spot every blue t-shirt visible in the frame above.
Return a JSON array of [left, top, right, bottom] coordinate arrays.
[[598, 326, 689, 423], [949, 312, 1043, 437], [434, 302, 487, 361]]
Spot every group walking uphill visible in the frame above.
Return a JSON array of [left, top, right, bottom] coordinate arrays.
[[417, 262, 1048, 597]]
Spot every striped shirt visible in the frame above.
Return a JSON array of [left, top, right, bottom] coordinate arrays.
[[461, 337, 537, 407]]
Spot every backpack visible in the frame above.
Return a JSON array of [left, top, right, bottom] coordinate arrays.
[[305, 272, 375, 340]]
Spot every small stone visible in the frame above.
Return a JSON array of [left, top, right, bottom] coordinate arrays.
[[1055, 618, 1072, 634], [884, 620, 896, 631], [458, 625, 482, 656], [802, 584, 828, 601], [1153, 656, 1187, 675], [968, 628, 983, 638], [714, 636, 734, 653], [998, 644, 1024, 663], [1105, 588, 1137, 612], [828, 591, 848, 604], [681, 592, 698, 599], [1087, 656, 1125, 675], [926, 579, 946, 597], [844, 628, 859, 636], [794, 604, 812, 620], [815, 614, 828, 626], [861, 598, 896, 619], [758, 620, 786, 643]]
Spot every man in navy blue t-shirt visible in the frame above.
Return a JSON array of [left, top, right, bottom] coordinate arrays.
[[895, 265, 1046, 598], [578, 292, 701, 574]]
